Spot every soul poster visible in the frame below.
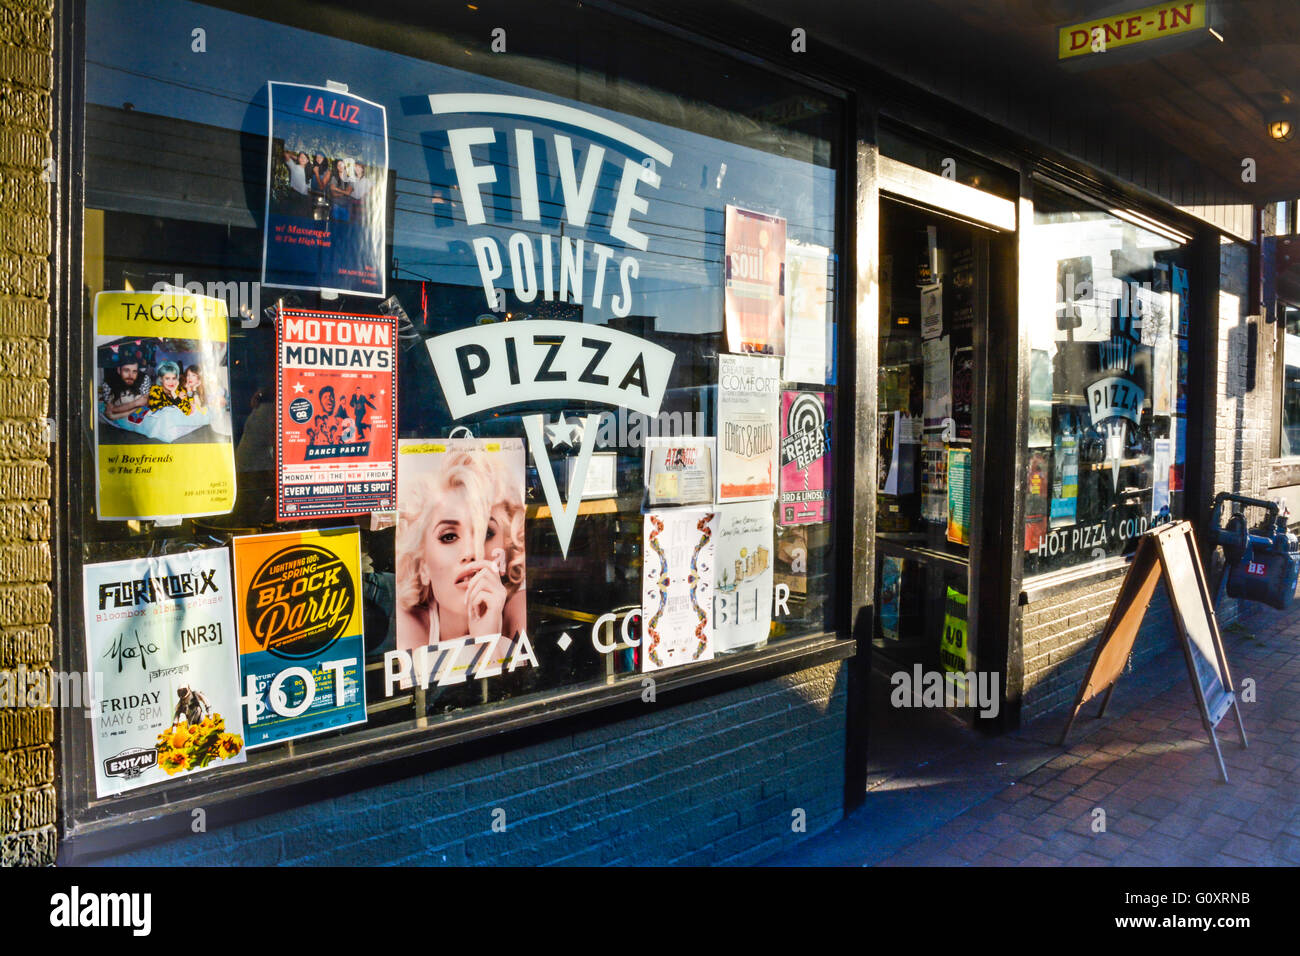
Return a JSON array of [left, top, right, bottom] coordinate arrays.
[[82, 548, 246, 797], [277, 308, 397, 520], [724, 205, 786, 355], [93, 290, 236, 521], [263, 81, 389, 297], [233, 527, 368, 747]]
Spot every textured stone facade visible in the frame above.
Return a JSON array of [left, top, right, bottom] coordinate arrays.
[[0, 0, 55, 868]]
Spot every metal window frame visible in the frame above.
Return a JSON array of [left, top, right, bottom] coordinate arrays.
[[51, 0, 867, 861]]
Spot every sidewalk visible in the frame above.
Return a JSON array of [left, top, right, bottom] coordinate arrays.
[[766, 602, 1300, 866]]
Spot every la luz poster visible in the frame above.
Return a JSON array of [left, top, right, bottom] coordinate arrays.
[[233, 526, 367, 747], [642, 508, 717, 672], [277, 308, 397, 520], [717, 353, 780, 503], [263, 81, 389, 298], [83, 548, 246, 797], [93, 290, 236, 521]]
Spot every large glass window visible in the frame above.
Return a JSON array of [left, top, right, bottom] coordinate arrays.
[[1023, 186, 1187, 577], [72, 0, 843, 822], [1280, 304, 1300, 456]]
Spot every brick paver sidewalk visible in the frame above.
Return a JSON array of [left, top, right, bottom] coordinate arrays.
[[874, 606, 1300, 866]]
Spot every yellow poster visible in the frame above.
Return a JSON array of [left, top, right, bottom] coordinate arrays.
[[94, 291, 237, 520]]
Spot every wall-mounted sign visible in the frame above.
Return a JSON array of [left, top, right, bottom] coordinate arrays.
[[93, 291, 236, 521], [277, 308, 397, 520], [1058, 1, 1207, 60], [233, 527, 367, 747], [83, 549, 245, 796], [262, 82, 389, 297]]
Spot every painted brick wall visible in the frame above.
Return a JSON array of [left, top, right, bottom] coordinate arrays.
[[91, 660, 846, 866], [0, 0, 56, 868]]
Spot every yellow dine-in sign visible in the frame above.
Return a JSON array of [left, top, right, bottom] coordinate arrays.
[[1059, 1, 1206, 59]]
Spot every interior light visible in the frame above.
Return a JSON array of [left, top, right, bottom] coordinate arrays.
[[1269, 119, 1293, 143]]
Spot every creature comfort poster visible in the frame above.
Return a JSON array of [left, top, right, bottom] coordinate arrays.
[[642, 508, 717, 673], [277, 308, 397, 520], [82, 549, 245, 797], [717, 353, 780, 503], [233, 527, 367, 747], [263, 82, 389, 297], [93, 291, 236, 521]]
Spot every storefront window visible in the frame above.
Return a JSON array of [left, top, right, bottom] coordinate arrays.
[[1023, 186, 1187, 577], [1281, 304, 1300, 456], [72, 0, 843, 819]]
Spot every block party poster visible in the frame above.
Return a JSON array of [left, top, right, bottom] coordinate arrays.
[[233, 527, 367, 747], [276, 308, 397, 520], [262, 82, 389, 297], [83, 549, 246, 797]]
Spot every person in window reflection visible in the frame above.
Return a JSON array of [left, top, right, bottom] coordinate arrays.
[[395, 450, 526, 659]]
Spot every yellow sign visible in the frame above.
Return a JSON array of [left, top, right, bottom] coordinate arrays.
[[1059, 1, 1206, 59], [94, 291, 236, 520]]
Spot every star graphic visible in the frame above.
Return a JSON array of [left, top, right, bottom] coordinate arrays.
[[292, 382, 305, 393], [567, 418, 586, 446], [545, 414, 573, 448]]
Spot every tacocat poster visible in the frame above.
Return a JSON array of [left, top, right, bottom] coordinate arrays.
[[395, 438, 528, 669], [233, 526, 367, 747], [713, 501, 774, 653], [779, 391, 830, 525], [263, 81, 389, 297], [783, 241, 830, 383], [642, 508, 717, 672], [724, 205, 786, 355], [94, 290, 236, 521], [83, 549, 245, 797], [717, 353, 780, 503], [276, 308, 397, 520]]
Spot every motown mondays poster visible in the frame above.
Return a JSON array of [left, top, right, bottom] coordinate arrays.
[[714, 501, 774, 653], [82, 549, 245, 797], [233, 527, 367, 747], [779, 391, 830, 525], [724, 206, 786, 355], [642, 508, 717, 673], [263, 82, 389, 297], [93, 291, 236, 521], [717, 353, 780, 503], [277, 308, 397, 520]]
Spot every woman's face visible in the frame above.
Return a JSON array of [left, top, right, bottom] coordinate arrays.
[[335, 159, 347, 176], [297, 152, 308, 165], [161, 372, 179, 394], [184, 371, 201, 391], [422, 486, 500, 610]]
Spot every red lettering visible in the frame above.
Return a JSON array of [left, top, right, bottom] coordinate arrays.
[[1070, 28, 1089, 49], [1170, 3, 1193, 27], [1126, 15, 1142, 37], [1104, 21, 1123, 42]]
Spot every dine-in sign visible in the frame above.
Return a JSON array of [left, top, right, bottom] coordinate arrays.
[[1058, 1, 1206, 59]]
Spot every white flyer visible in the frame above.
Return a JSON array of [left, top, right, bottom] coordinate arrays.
[[642, 508, 717, 672]]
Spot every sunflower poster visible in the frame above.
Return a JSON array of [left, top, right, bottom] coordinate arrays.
[[233, 526, 367, 747], [82, 548, 246, 797]]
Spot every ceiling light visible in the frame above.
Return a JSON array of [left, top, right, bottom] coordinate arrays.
[[1269, 119, 1294, 143]]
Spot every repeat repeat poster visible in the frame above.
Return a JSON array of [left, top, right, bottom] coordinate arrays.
[[277, 308, 397, 520], [724, 205, 786, 354], [713, 501, 774, 653], [83, 549, 245, 797], [642, 508, 717, 672], [233, 526, 367, 747], [779, 391, 830, 525], [94, 291, 236, 521], [263, 82, 389, 297], [717, 353, 781, 502]]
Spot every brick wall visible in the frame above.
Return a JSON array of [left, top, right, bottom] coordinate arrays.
[[89, 660, 846, 866], [0, 0, 56, 867]]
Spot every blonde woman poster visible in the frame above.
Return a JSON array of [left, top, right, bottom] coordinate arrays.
[[395, 438, 527, 670]]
